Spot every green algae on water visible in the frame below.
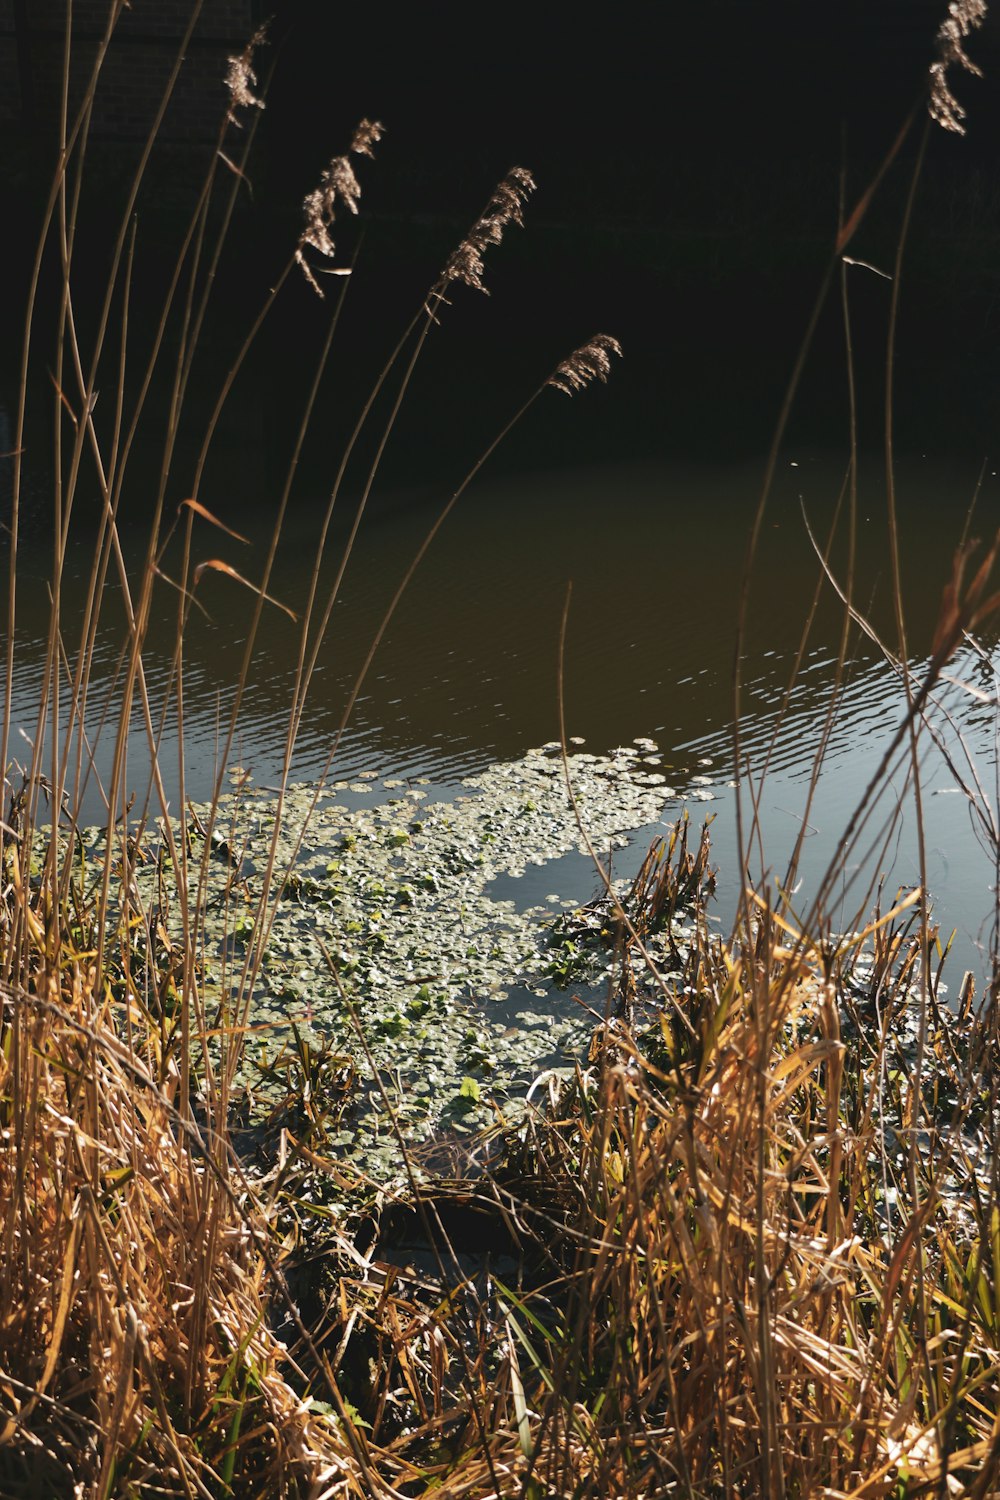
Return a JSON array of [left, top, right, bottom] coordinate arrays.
[[116, 742, 715, 1177]]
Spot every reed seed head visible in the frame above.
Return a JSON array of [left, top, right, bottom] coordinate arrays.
[[350, 119, 384, 157], [225, 24, 268, 123], [549, 334, 623, 396], [929, 0, 987, 133], [296, 119, 384, 296], [434, 167, 536, 299]]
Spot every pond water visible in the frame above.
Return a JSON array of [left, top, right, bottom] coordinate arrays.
[[6, 445, 1000, 986]]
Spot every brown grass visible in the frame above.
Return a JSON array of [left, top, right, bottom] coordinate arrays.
[[294, 819, 997, 1497], [0, 846, 367, 1498]]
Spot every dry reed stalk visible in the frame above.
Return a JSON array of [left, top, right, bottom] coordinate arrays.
[[1, 7, 392, 1494], [0, 5, 622, 1491], [183, 154, 545, 1123]]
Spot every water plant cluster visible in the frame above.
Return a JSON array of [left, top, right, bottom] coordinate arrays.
[[71, 741, 707, 1186], [192, 743, 700, 1147]]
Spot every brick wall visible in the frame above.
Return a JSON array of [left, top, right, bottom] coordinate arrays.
[[0, 1, 257, 142]]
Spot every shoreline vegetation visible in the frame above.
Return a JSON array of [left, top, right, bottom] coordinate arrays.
[[5, 759, 1000, 1497], [4, 3, 1000, 1495]]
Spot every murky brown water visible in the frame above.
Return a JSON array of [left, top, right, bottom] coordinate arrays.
[[6, 445, 1000, 979]]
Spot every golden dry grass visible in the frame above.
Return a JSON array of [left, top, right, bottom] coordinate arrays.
[[0, 840, 375, 1499], [312, 849, 999, 1498]]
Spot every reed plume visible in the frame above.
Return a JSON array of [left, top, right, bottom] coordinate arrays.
[[432, 166, 536, 302], [548, 333, 623, 395], [295, 118, 384, 295], [224, 24, 268, 123], [349, 119, 382, 158], [929, 0, 988, 132]]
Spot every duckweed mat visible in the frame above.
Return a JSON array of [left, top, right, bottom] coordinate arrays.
[[100, 741, 718, 1179]]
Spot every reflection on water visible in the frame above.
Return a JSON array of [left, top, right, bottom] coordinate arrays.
[[6, 449, 1000, 977]]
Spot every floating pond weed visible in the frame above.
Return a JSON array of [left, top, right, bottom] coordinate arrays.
[[156, 740, 697, 1159]]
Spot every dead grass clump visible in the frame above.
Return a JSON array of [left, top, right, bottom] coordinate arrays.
[[344, 843, 1000, 1496], [483, 894, 1000, 1497], [0, 836, 368, 1498]]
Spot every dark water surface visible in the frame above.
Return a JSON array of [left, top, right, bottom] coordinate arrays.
[[7, 447, 1000, 981]]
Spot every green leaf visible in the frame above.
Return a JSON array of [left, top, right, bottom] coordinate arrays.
[[340, 1400, 371, 1430], [507, 1324, 533, 1459]]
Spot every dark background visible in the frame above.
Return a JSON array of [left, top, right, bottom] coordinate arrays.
[[4, 1, 1000, 500], [244, 0, 1000, 473]]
